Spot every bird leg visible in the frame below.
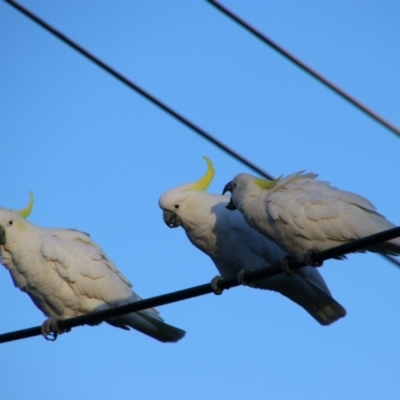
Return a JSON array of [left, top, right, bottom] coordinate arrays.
[[304, 251, 323, 267], [41, 316, 69, 341], [237, 269, 255, 287], [210, 275, 224, 295], [281, 256, 299, 276]]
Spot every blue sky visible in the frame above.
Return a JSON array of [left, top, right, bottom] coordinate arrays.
[[1, 1, 400, 399]]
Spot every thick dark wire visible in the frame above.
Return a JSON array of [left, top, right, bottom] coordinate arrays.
[[4, 0, 274, 180], [1, 225, 400, 344], [207, 0, 400, 139]]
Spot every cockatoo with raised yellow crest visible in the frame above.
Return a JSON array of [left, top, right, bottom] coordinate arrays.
[[223, 171, 400, 264], [159, 157, 346, 326], [0, 194, 185, 342]]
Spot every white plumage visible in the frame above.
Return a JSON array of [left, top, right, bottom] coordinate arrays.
[[0, 200, 185, 342], [159, 159, 346, 325], [225, 171, 400, 263]]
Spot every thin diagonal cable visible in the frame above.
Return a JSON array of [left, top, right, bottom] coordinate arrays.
[[208, 0, 400, 138], [1, 225, 400, 345], [4, 0, 273, 180], [382, 254, 400, 269]]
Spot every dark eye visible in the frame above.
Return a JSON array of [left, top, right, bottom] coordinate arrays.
[[8, 220, 13, 226], [233, 182, 237, 189], [174, 204, 179, 209]]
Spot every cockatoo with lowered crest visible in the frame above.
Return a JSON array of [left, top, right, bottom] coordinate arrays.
[[159, 157, 346, 326], [0, 194, 185, 342], [223, 171, 400, 265]]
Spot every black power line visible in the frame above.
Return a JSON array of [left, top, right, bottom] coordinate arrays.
[[1, 225, 400, 345], [4, 0, 274, 180], [207, 0, 400, 139], [310, 227, 400, 265]]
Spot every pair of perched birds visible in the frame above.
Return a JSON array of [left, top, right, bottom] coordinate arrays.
[[0, 157, 399, 342], [160, 157, 399, 328]]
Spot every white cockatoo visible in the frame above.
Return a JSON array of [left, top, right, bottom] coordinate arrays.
[[223, 171, 400, 264], [0, 194, 185, 342], [159, 158, 346, 326]]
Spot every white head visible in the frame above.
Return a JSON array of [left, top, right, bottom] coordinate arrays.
[[223, 173, 281, 210], [0, 192, 34, 248], [159, 157, 215, 228]]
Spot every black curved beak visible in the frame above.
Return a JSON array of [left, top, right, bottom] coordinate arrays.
[[222, 181, 233, 195], [162, 210, 182, 228], [0, 226, 5, 245], [223, 181, 237, 210]]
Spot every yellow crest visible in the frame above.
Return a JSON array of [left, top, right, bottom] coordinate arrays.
[[15, 192, 34, 218], [188, 157, 215, 191], [254, 176, 281, 190]]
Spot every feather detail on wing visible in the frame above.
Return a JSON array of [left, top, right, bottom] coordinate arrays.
[[265, 172, 398, 252], [41, 229, 134, 304], [39, 229, 186, 341]]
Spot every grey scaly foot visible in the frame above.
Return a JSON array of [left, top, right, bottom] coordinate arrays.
[[210, 275, 224, 295], [304, 251, 323, 267], [41, 316, 68, 341], [237, 269, 254, 287], [281, 256, 298, 275]]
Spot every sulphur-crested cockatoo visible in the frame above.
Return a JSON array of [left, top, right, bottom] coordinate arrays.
[[159, 158, 346, 326], [0, 194, 185, 342], [223, 171, 400, 264]]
